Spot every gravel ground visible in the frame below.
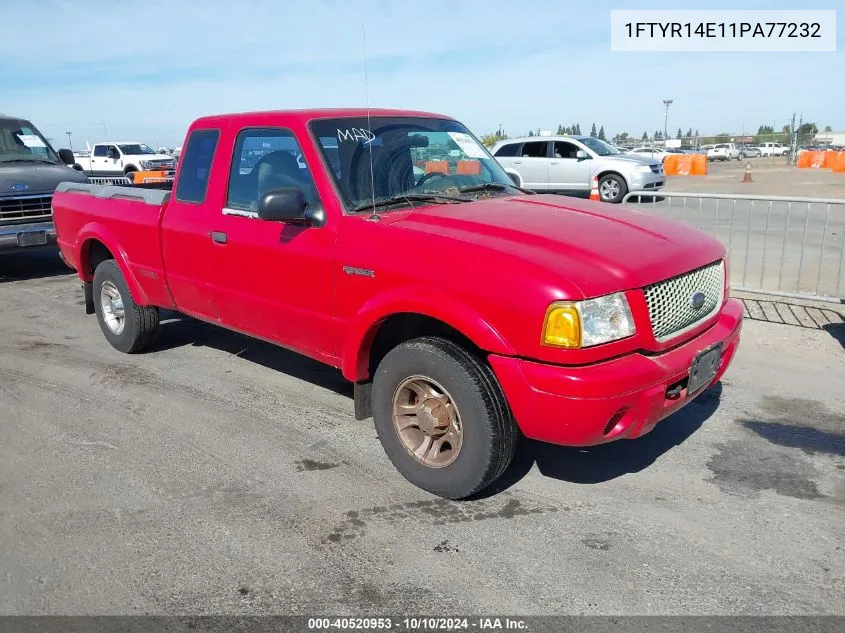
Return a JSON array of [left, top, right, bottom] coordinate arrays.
[[0, 250, 843, 616]]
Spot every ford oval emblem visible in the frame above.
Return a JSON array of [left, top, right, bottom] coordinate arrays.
[[11, 183, 28, 191], [690, 291, 706, 310]]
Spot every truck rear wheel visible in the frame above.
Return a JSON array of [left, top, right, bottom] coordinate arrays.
[[92, 260, 160, 353], [372, 336, 518, 499]]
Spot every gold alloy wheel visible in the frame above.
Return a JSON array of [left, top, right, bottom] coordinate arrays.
[[391, 375, 463, 468]]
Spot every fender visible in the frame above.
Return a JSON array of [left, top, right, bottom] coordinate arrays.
[[342, 286, 515, 382], [75, 221, 151, 306]]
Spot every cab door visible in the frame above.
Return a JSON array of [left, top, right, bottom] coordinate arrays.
[[207, 125, 335, 357], [160, 128, 223, 321]]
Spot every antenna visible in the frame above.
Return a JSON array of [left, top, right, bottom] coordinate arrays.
[[363, 24, 379, 221]]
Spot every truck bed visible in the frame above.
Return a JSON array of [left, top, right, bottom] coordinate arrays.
[[52, 182, 174, 308]]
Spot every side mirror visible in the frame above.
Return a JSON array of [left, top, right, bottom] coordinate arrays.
[[257, 188, 310, 224], [576, 149, 590, 160], [58, 149, 75, 165]]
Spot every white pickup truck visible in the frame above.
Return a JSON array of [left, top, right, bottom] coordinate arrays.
[[73, 142, 176, 178], [756, 142, 790, 157]]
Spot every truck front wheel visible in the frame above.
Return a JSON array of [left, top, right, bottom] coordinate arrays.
[[92, 260, 160, 353], [372, 336, 518, 499]]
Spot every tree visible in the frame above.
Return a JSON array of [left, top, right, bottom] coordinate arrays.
[[528, 130, 534, 137], [824, 125, 833, 132], [590, 123, 598, 138], [556, 124, 564, 135], [714, 132, 731, 143], [598, 125, 606, 141], [676, 127, 683, 139], [573, 123, 581, 135], [564, 126, 572, 135], [757, 125, 774, 135], [686, 128, 693, 139], [618, 132, 629, 140], [642, 131, 648, 141]]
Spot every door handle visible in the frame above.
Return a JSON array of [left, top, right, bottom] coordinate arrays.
[[210, 231, 227, 244], [550, 161, 560, 165], [513, 160, 523, 164]]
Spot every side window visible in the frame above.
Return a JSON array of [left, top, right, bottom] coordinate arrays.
[[226, 127, 317, 213], [521, 141, 548, 158], [553, 141, 579, 159], [494, 143, 520, 157], [93, 145, 107, 157], [174, 129, 220, 204]]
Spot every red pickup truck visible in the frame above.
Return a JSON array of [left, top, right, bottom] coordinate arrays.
[[53, 108, 742, 499]]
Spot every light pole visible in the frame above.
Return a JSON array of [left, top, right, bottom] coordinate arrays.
[[66, 131, 73, 152], [662, 99, 673, 145]]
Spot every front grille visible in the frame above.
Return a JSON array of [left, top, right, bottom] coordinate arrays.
[[0, 195, 52, 223], [650, 164, 663, 174], [643, 260, 724, 341]]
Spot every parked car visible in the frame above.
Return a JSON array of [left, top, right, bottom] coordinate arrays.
[[737, 145, 761, 158], [52, 108, 741, 499], [73, 142, 176, 179], [624, 147, 669, 162], [709, 143, 742, 161], [491, 135, 664, 203], [0, 114, 89, 254], [756, 142, 790, 157]]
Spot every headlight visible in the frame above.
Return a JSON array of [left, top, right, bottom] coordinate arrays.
[[636, 164, 653, 173], [542, 292, 636, 349], [140, 160, 152, 169]]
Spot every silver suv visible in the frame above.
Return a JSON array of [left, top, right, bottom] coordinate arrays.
[[490, 135, 664, 203]]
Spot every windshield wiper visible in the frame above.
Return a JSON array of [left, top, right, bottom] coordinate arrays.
[[350, 193, 470, 213], [0, 158, 58, 165], [458, 182, 535, 195]]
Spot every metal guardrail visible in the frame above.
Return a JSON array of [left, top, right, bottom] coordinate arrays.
[[622, 191, 845, 302]]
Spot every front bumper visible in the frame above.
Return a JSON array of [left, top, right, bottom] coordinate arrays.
[[628, 170, 665, 190], [489, 298, 743, 447], [0, 221, 57, 254]]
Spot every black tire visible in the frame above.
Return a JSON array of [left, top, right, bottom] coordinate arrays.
[[92, 259, 160, 353], [598, 173, 627, 204], [124, 168, 137, 183], [372, 336, 518, 499]]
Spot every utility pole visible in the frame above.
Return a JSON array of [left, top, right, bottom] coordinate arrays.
[[662, 99, 673, 146], [101, 122, 108, 139], [66, 131, 73, 152]]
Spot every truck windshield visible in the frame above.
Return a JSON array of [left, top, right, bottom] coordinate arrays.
[[308, 117, 521, 212], [0, 119, 61, 164], [119, 144, 156, 155], [579, 137, 620, 156]]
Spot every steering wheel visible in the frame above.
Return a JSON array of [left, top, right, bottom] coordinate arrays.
[[415, 171, 449, 188]]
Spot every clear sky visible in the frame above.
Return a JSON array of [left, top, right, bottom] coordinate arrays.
[[2, 0, 842, 148]]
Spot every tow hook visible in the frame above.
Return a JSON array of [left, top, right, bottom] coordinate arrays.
[[666, 382, 685, 400]]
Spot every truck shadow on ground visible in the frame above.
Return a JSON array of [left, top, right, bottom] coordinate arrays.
[[0, 248, 73, 283], [823, 322, 845, 350], [479, 383, 723, 497], [153, 313, 353, 398], [155, 314, 724, 492]]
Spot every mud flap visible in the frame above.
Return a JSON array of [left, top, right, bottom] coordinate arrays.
[[354, 381, 373, 421], [82, 281, 95, 315]]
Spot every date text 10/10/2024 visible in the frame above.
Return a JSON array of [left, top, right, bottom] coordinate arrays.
[[307, 617, 528, 630]]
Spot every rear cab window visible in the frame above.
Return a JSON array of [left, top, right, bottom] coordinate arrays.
[[175, 129, 220, 203]]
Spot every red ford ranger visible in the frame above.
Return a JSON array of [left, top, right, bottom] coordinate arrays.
[[53, 108, 742, 499]]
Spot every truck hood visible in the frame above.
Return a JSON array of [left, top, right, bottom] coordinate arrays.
[[390, 194, 725, 298], [0, 162, 89, 198]]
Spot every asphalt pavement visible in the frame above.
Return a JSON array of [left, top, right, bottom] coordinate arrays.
[[1, 250, 843, 616]]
